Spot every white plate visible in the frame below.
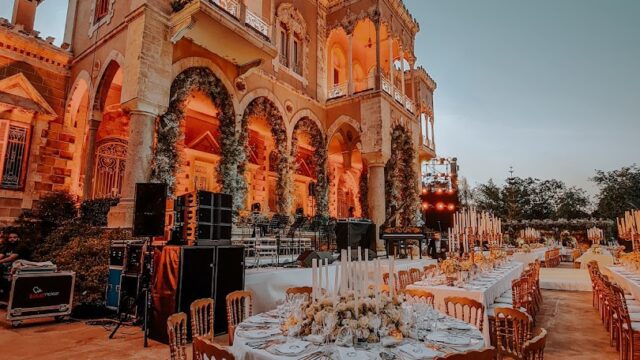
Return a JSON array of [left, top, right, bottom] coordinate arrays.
[[238, 329, 281, 339], [445, 321, 475, 330], [427, 333, 471, 345], [247, 315, 281, 324], [273, 340, 311, 355], [398, 343, 442, 359]]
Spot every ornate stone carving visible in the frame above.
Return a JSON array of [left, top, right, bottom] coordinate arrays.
[[88, 0, 117, 38]]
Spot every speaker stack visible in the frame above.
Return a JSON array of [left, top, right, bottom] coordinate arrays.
[[106, 240, 144, 317], [173, 191, 233, 246]]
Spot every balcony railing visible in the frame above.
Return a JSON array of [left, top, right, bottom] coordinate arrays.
[[211, 0, 239, 18], [328, 83, 348, 99], [245, 9, 270, 38], [381, 76, 415, 114]]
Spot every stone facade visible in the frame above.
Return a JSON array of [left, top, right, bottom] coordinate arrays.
[[0, 0, 438, 242]]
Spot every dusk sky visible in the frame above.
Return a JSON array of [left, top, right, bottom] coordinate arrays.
[[2, 0, 638, 195]]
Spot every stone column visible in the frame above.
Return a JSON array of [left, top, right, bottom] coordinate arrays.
[[82, 117, 101, 199], [368, 161, 386, 250], [374, 20, 381, 90], [347, 32, 353, 95], [409, 59, 416, 105], [430, 118, 436, 149], [107, 109, 156, 228], [400, 46, 406, 96], [388, 36, 393, 86]]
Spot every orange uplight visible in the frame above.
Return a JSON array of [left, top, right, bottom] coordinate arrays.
[[436, 202, 445, 210], [422, 202, 428, 209], [447, 204, 455, 211], [422, 187, 427, 194], [436, 188, 444, 194]]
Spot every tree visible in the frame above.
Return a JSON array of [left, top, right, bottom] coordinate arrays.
[[592, 165, 640, 219], [474, 179, 506, 218], [458, 177, 474, 208], [556, 186, 591, 219]]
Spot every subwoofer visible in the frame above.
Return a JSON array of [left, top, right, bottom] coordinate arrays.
[[297, 250, 334, 268], [133, 183, 167, 237]]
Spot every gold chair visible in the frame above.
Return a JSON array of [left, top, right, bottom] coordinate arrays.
[[285, 286, 313, 300], [409, 268, 423, 283], [434, 347, 496, 360], [167, 312, 188, 360], [402, 289, 435, 306], [383, 272, 399, 292], [444, 296, 485, 331], [226, 290, 253, 346], [190, 298, 215, 343], [398, 270, 411, 290], [193, 335, 235, 360], [423, 264, 437, 276], [612, 282, 640, 360], [493, 307, 533, 360], [523, 328, 547, 360]]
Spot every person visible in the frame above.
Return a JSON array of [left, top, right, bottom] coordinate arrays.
[[0, 231, 30, 277], [347, 206, 356, 218]]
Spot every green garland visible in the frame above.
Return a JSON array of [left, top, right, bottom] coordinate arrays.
[[359, 163, 369, 218], [385, 126, 419, 227], [290, 118, 329, 217], [240, 97, 290, 214], [151, 67, 243, 211]]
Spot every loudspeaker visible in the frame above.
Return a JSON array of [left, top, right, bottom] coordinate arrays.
[[297, 250, 334, 268], [338, 249, 377, 261], [213, 246, 245, 334], [133, 183, 167, 237]]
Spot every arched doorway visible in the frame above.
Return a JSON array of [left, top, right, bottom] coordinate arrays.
[[327, 122, 363, 218], [240, 96, 289, 214], [291, 117, 327, 217]]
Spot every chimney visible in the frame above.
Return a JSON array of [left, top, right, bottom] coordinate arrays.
[[12, 0, 42, 33]]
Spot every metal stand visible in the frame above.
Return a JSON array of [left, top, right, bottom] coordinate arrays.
[[109, 236, 153, 348]]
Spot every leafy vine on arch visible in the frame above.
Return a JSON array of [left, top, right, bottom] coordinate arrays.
[[240, 97, 290, 214], [150, 67, 244, 212], [291, 118, 329, 218]]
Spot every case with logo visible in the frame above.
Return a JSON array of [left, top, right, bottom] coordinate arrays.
[[6, 271, 75, 326]]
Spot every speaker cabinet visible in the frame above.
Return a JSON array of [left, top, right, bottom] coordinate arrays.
[[213, 246, 245, 334], [174, 191, 232, 245], [133, 183, 167, 237]]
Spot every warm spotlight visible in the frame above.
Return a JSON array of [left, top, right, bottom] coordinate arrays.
[[436, 202, 445, 210], [447, 203, 455, 211]]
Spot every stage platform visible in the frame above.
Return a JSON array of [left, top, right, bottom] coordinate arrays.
[[246, 257, 437, 313]]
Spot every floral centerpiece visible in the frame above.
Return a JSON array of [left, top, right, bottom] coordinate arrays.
[[591, 244, 602, 255], [620, 252, 640, 270], [383, 226, 422, 234], [521, 244, 531, 253], [284, 291, 406, 343], [440, 259, 460, 285]]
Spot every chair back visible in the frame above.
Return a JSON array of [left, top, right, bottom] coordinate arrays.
[[494, 307, 533, 360], [226, 290, 253, 345], [511, 277, 530, 309], [523, 328, 547, 360], [191, 298, 215, 342], [423, 264, 437, 276], [402, 289, 435, 306], [167, 312, 188, 360], [435, 347, 496, 360], [193, 336, 235, 360], [286, 286, 312, 300], [409, 268, 422, 283], [444, 296, 485, 331], [398, 270, 411, 290]]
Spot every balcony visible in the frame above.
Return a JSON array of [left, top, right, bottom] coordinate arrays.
[[419, 134, 436, 160], [170, 0, 277, 65], [381, 76, 415, 114]]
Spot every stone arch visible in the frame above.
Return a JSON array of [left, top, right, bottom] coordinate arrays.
[[327, 115, 361, 143], [91, 50, 124, 111], [151, 67, 239, 207], [287, 108, 323, 148], [290, 114, 328, 217], [238, 88, 288, 133], [240, 96, 289, 214], [172, 57, 239, 112], [64, 70, 93, 197]]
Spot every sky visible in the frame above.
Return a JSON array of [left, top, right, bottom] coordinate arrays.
[[2, 0, 639, 196]]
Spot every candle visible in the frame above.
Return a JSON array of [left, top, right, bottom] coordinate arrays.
[[324, 258, 330, 299], [312, 258, 318, 302]]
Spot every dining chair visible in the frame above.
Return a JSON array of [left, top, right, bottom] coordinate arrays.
[[167, 312, 188, 360], [285, 286, 313, 300], [402, 288, 435, 306], [383, 272, 399, 292], [193, 335, 235, 360], [522, 328, 547, 360], [612, 282, 640, 360], [493, 307, 533, 360], [444, 296, 485, 331], [423, 264, 437, 276], [409, 268, 423, 283], [398, 270, 411, 290], [434, 347, 496, 360], [226, 290, 253, 346], [191, 298, 215, 343]]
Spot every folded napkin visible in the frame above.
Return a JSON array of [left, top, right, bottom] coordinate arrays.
[[273, 340, 311, 355], [380, 336, 402, 347], [335, 347, 369, 360], [397, 343, 442, 359], [427, 333, 471, 346], [238, 328, 281, 339], [304, 334, 324, 344], [247, 315, 280, 324]]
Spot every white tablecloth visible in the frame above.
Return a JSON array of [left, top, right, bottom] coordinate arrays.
[[511, 248, 547, 265], [576, 249, 614, 269], [406, 262, 524, 343], [606, 266, 640, 301], [231, 311, 484, 360], [246, 259, 437, 313]]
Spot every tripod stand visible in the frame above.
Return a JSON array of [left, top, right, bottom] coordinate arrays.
[[109, 237, 154, 347]]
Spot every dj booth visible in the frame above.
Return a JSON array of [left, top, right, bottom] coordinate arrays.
[[335, 219, 376, 252]]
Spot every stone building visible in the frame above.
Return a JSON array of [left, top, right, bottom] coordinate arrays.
[[0, 0, 437, 239]]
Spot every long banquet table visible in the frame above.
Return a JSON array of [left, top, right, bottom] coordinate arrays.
[[606, 266, 640, 300], [247, 258, 437, 313], [576, 249, 614, 269], [231, 309, 485, 360], [406, 261, 524, 343], [510, 248, 547, 265]]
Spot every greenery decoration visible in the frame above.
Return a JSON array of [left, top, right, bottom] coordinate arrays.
[[151, 67, 244, 212], [290, 118, 329, 217], [359, 163, 369, 218], [240, 97, 290, 214], [79, 198, 119, 226], [385, 126, 419, 227]]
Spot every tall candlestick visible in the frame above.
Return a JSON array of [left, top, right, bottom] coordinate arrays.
[[312, 258, 318, 302]]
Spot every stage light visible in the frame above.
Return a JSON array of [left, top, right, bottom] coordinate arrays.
[[447, 203, 455, 211], [436, 188, 443, 194], [422, 187, 427, 194], [436, 202, 445, 210], [422, 203, 428, 209], [448, 188, 455, 194]]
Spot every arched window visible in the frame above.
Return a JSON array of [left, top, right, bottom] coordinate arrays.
[[92, 138, 127, 198]]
